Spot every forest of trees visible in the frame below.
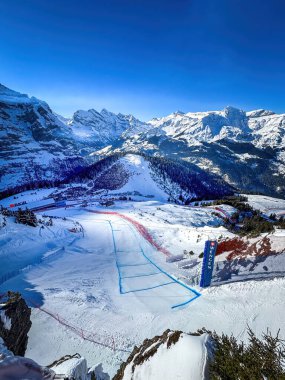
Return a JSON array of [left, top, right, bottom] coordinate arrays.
[[144, 154, 234, 201], [0, 206, 38, 227], [201, 327, 285, 379]]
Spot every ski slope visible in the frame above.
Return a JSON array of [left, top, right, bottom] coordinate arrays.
[[86, 211, 200, 308], [109, 154, 170, 201], [0, 192, 285, 376], [245, 194, 285, 216]]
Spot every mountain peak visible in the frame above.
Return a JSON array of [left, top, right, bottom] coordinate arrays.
[[223, 106, 248, 130], [246, 109, 276, 118], [0, 83, 11, 92], [224, 105, 245, 117], [0, 84, 28, 100], [173, 110, 185, 116], [224, 105, 242, 112], [100, 108, 114, 116]]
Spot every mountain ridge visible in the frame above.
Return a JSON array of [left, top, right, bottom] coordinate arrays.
[[1, 84, 285, 198]]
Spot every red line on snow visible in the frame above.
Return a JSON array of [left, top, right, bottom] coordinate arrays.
[[86, 209, 172, 257], [211, 206, 230, 219], [28, 299, 128, 353], [25, 205, 170, 346], [21, 205, 171, 350]]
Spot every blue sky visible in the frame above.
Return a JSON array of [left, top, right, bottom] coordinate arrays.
[[0, 0, 284, 120]]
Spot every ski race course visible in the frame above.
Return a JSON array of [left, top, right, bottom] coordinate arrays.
[[0, 201, 203, 368], [86, 209, 201, 309], [1, 194, 285, 376]]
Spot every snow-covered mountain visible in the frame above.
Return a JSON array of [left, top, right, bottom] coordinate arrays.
[[116, 107, 285, 197], [147, 106, 250, 145], [120, 106, 285, 150], [0, 84, 87, 191], [67, 108, 150, 145], [0, 85, 149, 192], [1, 84, 285, 198], [149, 106, 285, 149]]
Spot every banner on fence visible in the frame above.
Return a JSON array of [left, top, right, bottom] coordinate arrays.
[[200, 240, 218, 287]]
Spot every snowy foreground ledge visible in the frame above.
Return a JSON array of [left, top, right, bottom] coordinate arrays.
[[113, 330, 209, 380], [0, 331, 209, 380], [0, 337, 54, 380], [0, 337, 108, 380]]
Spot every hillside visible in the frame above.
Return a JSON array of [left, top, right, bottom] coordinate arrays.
[[58, 153, 233, 203], [0, 84, 86, 191]]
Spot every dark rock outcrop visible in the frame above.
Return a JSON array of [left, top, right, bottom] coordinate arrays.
[[0, 291, 32, 356]]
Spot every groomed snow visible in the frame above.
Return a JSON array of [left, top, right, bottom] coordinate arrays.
[[244, 194, 285, 216]]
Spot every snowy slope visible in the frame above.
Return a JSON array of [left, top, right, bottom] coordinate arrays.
[[64, 153, 180, 201], [61, 153, 233, 202], [0, 195, 284, 377], [105, 154, 170, 201], [244, 194, 285, 216]]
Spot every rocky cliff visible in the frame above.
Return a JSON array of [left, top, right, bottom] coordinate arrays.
[[0, 291, 32, 356]]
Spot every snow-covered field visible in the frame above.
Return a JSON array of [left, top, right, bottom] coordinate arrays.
[[0, 190, 285, 377], [245, 194, 285, 216]]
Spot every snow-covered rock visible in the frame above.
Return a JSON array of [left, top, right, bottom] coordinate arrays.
[[0, 83, 88, 191], [0, 338, 55, 380], [0, 310, 11, 331], [88, 363, 110, 380], [113, 330, 209, 380], [51, 356, 88, 380], [0, 293, 31, 356]]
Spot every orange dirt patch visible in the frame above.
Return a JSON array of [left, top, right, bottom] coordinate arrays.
[[216, 236, 278, 260]]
